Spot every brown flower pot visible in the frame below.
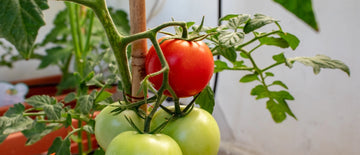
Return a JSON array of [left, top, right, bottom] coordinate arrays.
[[0, 75, 117, 154]]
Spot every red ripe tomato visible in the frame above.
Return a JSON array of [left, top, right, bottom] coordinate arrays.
[[145, 38, 214, 98]]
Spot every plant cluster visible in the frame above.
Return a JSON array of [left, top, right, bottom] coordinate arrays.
[[0, 0, 350, 154]]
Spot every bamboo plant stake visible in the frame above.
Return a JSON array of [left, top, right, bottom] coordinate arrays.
[[129, 0, 147, 106]]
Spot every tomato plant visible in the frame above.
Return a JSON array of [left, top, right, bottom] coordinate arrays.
[[145, 38, 214, 98], [105, 131, 182, 155], [94, 102, 144, 150], [151, 106, 220, 155]]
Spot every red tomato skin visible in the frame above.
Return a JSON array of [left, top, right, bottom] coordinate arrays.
[[145, 39, 214, 98]]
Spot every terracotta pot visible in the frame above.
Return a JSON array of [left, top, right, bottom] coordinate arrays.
[[0, 75, 117, 154]]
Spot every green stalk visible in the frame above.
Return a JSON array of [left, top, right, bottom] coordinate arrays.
[[84, 10, 95, 54], [67, 2, 84, 78], [77, 120, 83, 154]]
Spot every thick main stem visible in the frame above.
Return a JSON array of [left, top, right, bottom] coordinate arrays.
[[129, 0, 147, 104]]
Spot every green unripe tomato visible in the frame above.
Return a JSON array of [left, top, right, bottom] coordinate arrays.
[[105, 131, 183, 155], [152, 106, 220, 155], [94, 102, 144, 150]]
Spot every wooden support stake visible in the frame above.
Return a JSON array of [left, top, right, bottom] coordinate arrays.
[[129, 0, 147, 104]]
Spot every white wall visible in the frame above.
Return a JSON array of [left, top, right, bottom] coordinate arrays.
[[1, 0, 359, 154]]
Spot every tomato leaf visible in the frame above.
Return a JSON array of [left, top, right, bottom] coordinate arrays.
[[259, 37, 289, 48], [47, 137, 71, 155], [274, 0, 318, 31], [244, 14, 277, 34], [287, 54, 350, 76], [95, 91, 113, 104], [214, 60, 230, 73], [218, 31, 245, 47], [266, 99, 287, 123], [0, 0, 49, 58], [64, 92, 76, 103], [240, 73, 259, 83], [38, 46, 72, 69], [250, 85, 269, 99], [195, 85, 215, 114], [219, 14, 240, 22], [83, 125, 94, 134], [271, 90, 296, 119], [26, 95, 63, 120], [0, 103, 34, 135], [218, 46, 237, 62], [22, 122, 59, 145], [272, 53, 287, 64], [270, 80, 288, 89], [225, 14, 250, 30], [279, 32, 300, 50], [75, 90, 96, 114]]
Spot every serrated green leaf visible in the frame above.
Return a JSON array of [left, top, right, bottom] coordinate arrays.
[[0, 0, 49, 58], [218, 31, 245, 47], [195, 85, 215, 114], [233, 60, 246, 68], [87, 73, 104, 87], [287, 54, 350, 76], [266, 99, 286, 123], [219, 14, 240, 22], [226, 14, 250, 30], [271, 91, 296, 119], [250, 85, 268, 99], [83, 125, 94, 134], [26, 95, 63, 120], [218, 46, 237, 62], [64, 92, 76, 103], [244, 14, 277, 33], [95, 91, 113, 104], [265, 72, 274, 77], [64, 114, 72, 128], [259, 37, 289, 48], [0, 103, 34, 135], [38, 46, 72, 69], [47, 137, 71, 155], [274, 0, 318, 31], [240, 74, 259, 83], [75, 90, 96, 114], [272, 53, 287, 63], [186, 21, 195, 29], [22, 122, 58, 145], [279, 32, 300, 50], [270, 80, 288, 89], [214, 60, 230, 73]]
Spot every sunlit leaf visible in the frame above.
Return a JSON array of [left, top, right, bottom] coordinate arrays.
[[26, 95, 63, 120], [259, 37, 289, 48], [240, 74, 259, 83], [274, 0, 318, 31], [47, 137, 71, 155], [0, 0, 49, 58], [218, 31, 245, 47], [287, 54, 350, 76], [22, 122, 59, 145], [195, 86, 215, 114], [244, 14, 276, 33], [279, 32, 300, 50]]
